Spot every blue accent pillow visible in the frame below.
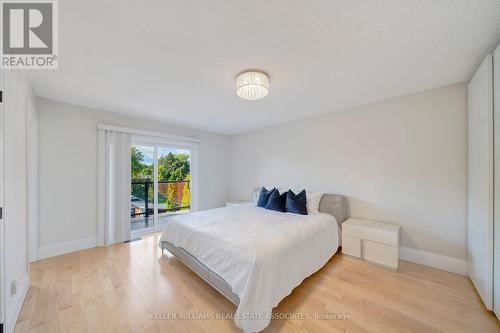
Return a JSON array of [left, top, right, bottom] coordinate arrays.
[[265, 189, 287, 212], [257, 187, 276, 207], [286, 189, 308, 215]]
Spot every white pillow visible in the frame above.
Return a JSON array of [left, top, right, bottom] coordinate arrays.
[[307, 192, 323, 214]]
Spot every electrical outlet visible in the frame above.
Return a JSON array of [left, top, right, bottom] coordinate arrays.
[[11, 280, 16, 296]]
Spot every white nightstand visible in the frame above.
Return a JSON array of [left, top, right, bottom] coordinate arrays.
[[225, 201, 252, 207], [342, 218, 400, 269]]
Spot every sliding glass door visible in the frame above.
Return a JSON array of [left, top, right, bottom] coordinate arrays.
[[157, 146, 191, 228], [130, 140, 192, 235], [130, 144, 155, 232]]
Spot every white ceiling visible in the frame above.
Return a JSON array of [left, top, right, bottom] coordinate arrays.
[[28, 1, 500, 135]]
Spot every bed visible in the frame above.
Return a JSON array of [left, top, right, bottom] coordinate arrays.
[[159, 190, 349, 332]]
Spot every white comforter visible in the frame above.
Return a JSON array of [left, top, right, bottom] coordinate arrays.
[[159, 204, 340, 332]]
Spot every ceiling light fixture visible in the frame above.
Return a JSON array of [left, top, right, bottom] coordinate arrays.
[[236, 71, 269, 100]]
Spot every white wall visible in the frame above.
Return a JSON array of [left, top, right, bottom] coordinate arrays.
[[38, 83, 468, 271], [229, 83, 467, 261], [2, 71, 37, 333], [38, 98, 230, 257]]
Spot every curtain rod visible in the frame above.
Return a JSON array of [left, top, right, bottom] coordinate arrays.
[[97, 124, 202, 143]]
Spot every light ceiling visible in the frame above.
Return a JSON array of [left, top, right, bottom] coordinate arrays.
[[236, 71, 270, 100], [28, 1, 500, 135]]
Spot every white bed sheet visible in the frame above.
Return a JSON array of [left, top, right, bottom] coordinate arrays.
[[159, 204, 340, 332]]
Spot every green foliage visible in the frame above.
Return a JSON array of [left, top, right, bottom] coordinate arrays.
[[166, 183, 176, 209], [131, 183, 144, 200], [131, 146, 153, 180], [131, 146, 144, 179], [130, 146, 191, 210], [158, 152, 190, 181], [181, 182, 190, 209]]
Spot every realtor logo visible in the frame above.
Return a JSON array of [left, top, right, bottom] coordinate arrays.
[[1, 0, 58, 69]]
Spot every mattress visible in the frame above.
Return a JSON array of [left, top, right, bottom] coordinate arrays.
[[159, 203, 341, 332]]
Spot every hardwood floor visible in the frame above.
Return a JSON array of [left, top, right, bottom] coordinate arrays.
[[15, 233, 499, 333]]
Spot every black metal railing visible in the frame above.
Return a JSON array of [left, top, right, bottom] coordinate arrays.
[[131, 180, 190, 219]]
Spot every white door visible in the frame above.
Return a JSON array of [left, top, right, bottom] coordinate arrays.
[[494, 44, 500, 317], [3, 71, 29, 333], [468, 54, 494, 310]]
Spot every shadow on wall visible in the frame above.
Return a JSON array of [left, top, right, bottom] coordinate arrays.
[[347, 196, 465, 258], [348, 195, 416, 248]]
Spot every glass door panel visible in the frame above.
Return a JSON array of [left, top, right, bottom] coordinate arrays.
[[157, 147, 191, 227], [130, 144, 155, 232]]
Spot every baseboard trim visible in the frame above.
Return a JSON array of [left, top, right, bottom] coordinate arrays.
[[38, 236, 97, 259], [399, 247, 467, 275], [6, 273, 29, 333], [36, 238, 467, 275]]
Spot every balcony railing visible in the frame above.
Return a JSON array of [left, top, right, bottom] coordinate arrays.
[[131, 179, 190, 219]]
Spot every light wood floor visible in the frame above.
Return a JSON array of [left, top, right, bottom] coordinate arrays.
[[14, 233, 499, 333]]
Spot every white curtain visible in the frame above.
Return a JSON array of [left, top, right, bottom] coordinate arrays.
[[97, 129, 131, 245]]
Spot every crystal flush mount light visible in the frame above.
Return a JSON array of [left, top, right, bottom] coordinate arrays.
[[236, 71, 269, 100]]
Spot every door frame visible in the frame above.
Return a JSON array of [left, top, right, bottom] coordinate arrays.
[[0, 68, 5, 333], [26, 101, 39, 262], [493, 42, 500, 319], [130, 142, 156, 236]]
